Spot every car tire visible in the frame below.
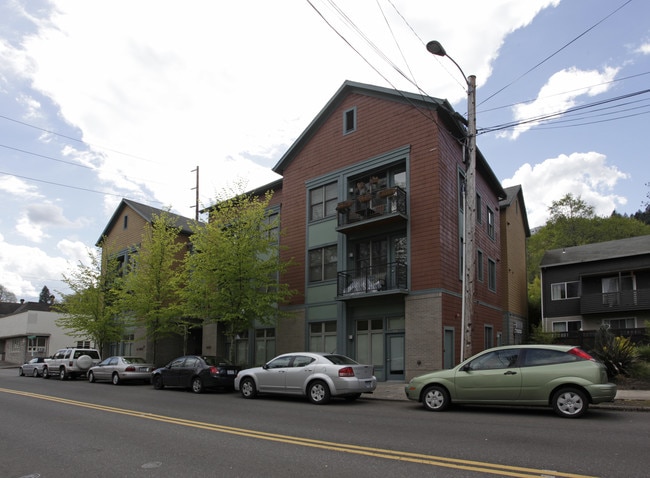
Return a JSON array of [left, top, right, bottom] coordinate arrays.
[[59, 368, 68, 381], [19, 367, 24, 376], [552, 387, 588, 418], [88, 371, 96, 383], [112, 373, 121, 386], [33, 369, 39, 378], [153, 375, 164, 390], [240, 377, 257, 399], [422, 385, 450, 411], [42, 367, 49, 379], [307, 380, 331, 405], [191, 377, 204, 394]]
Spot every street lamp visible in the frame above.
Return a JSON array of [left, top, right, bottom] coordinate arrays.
[[427, 40, 477, 362]]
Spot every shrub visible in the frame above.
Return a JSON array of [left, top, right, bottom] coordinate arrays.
[[592, 326, 639, 378], [637, 345, 650, 363]]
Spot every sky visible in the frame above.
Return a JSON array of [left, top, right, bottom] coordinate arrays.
[[1, 0, 649, 302]]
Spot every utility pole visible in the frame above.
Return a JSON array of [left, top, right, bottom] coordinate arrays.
[[190, 166, 199, 221], [427, 41, 477, 362]]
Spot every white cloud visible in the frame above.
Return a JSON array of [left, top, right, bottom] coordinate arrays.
[[636, 43, 650, 55], [503, 151, 628, 228], [503, 66, 620, 139], [0, 175, 42, 198]]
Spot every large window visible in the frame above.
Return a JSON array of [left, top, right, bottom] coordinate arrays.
[[255, 328, 276, 365], [604, 318, 636, 329], [308, 245, 337, 282], [551, 281, 580, 300], [309, 321, 337, 353], [310, 182, 338, 221], [551, 320, 581, 332], [484, 325, 494, 349]]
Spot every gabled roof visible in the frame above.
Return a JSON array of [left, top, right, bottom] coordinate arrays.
[[500, 185, 531, 238], [272, 80, 505, 199], [96, 198, 194, 246], [540, 234, 650, 268], [0, 301, 51, 317]]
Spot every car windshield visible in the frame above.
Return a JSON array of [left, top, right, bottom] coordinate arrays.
[[323, 354, 358, 365], [202, 356, 233, 366]]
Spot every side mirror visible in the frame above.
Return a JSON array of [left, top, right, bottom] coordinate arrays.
[[262, 364, 269, 370], [460, 364, 471, 372]]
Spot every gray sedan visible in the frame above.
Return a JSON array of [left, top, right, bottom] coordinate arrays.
[[235, 352, 377, 404], [19, 357, 48, 377], [88, 356, 154, 385]]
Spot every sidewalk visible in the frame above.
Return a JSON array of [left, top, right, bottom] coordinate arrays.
[[365, 381, 650, 410]]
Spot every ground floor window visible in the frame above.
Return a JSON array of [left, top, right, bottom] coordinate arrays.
[[552, 320, 582, 332], [484, 325, 494, 349], [255, 328, 276, 365], [356, 319, 384, 368], [233, 331, 249, 367], [309, 321, 337, 353], [604, 317, 636, 329]]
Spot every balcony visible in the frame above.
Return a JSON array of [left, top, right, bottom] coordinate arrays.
[[580, 289, 650, 314], [337, 261, 408, 299], [336, 186, 407, 233]]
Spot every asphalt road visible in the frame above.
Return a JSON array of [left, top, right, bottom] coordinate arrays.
[[1, 369, 649, 478]]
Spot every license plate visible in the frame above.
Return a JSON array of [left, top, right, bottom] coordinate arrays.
[[365, 381, 373, 388], [227, 370, 235, 375], [139, 367, 150, 372]]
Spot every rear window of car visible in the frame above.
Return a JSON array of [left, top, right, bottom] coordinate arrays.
[[73, 350, 100, 359], [323, 355, 358, 365], [523, 349, 581, 366], [124, 357, 147, 364], [203, 357, 233, 366]]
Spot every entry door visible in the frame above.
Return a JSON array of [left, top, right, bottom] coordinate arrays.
[[386, 334, 404, 380]]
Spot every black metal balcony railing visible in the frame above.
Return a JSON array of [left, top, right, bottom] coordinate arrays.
[[580, 289, 650, 314], [337, 261, 408, 297], [336, 186, 407, 228]]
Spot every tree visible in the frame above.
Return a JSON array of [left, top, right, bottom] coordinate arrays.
[[39, 286, 54, 304], [119, 211, 189, 364], [547, 193, 595, 222], [54, 248, 125, 353], [0, 284, 17, 302], [183, 189, 295, 362]]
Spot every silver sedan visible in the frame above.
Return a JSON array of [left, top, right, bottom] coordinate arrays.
[[234, 352, 377, 404], [19, 357, 48, 377], [88, 356, 154, 385]]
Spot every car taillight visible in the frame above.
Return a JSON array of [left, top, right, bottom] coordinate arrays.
[[209, 366, 219, 375], [124, 366, 136, 372], [568, 347, 594, 361], [338, 367, 355, 377]]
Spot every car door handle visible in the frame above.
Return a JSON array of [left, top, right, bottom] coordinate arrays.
[[504, 371, 517, 375]]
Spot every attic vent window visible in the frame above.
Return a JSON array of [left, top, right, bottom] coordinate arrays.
[[123, 215, 128, 229], [343, 107, 356, 134]]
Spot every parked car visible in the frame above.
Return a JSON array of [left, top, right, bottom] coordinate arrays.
[[42, 347, 102, 380], [234, 352, 377, 404], [19, 357, 48, 377], [88, 356, 154, 385], [405, 345, 617, 418], [151, 356, 240, 393]]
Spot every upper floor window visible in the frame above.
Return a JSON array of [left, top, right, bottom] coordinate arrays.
[[551, 281, 580, 300], [308, 245, 338, 282], [476, 194, 483, 223], [477, 249, 484, 282], [123, 215, 128, 229], [487, 258, 496, 292], [486, 206, 495, 239], [310, 183, 338, 221], [343, 107, 357, 134], [262, 211, 279, 243]]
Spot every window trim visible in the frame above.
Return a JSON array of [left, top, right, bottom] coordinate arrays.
[[343, 107, 357, 134]]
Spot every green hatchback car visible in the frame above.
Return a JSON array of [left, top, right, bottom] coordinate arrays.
[[405, 345, 617, 418]]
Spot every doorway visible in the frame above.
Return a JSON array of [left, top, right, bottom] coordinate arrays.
[[386, 333, 404, 380]]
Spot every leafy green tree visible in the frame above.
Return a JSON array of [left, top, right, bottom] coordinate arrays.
[[183, 189, 295, 362], [0, 284, 17, 302], [119, 211, 189, 364], [55, 248, 125, 353]]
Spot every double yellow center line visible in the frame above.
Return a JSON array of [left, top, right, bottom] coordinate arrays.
[[0, 387, 596, 478]]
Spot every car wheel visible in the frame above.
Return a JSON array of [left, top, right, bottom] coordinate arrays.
[[153, 375, 164, 390], [307, 380, 331, 405], [33, 369, 39, 378], [59, 368, 68, 381], [112, 373, 121, 386], [88, 371, 96, 383], [552, 387, 588, 418], [42, 367, 49, 379], [422, 385, 450, 411], [191, 377, 204, 394], [240, 377, 257, 399], [19, 367, 24, 376]]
